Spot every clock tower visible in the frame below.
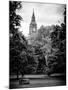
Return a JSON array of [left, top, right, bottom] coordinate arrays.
[[29, 9, 37, 35]]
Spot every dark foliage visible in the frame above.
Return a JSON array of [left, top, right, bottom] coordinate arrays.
[[9, 1, 28, 79], [48, 7, 66, 75]]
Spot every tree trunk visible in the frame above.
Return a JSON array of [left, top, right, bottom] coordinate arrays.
[[21, 72, 24, 78], [45, 55, 48, 66], [17, 71, 19, 80]]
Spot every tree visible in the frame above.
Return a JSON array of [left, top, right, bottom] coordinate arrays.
[[34, 46, 46, 74], [36, 25, 52, 66], [9, 1, 28, 79], [9, 1, 22, 34], [32, 25, 53, 73], [48, 6, 66, 75], [24, 45, 38, 74]]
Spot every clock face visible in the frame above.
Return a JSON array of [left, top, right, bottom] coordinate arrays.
[[33, 28, 35, 31]]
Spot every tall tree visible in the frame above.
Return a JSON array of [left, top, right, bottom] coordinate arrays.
[[9, 1, 28, 79], [48, 6, 66, 75]]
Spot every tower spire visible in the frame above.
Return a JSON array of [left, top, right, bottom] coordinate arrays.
[[29, 9, 37, 35], [31, 9, 35, 22], [33, 8, 34, 16]]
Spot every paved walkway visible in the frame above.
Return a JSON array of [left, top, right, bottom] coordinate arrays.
[[10, 74, 66, 89], [10, 75, 66, 89], [10, 74, 65, 79]]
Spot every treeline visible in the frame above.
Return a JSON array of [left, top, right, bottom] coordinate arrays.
[[9, 1, 66, 79]]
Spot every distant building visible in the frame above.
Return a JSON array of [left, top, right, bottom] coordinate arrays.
[[29, 9, 37, 35], [28, 9, 38, 44]]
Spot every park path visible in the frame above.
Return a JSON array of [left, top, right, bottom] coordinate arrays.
[[10, 74, 66, 89], [10, 73, 65, 79]]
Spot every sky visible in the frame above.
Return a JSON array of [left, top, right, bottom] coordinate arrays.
[[16, 2, 65, 37]]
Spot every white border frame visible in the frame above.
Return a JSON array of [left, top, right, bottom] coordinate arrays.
[[0, 0, 67, 90]]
